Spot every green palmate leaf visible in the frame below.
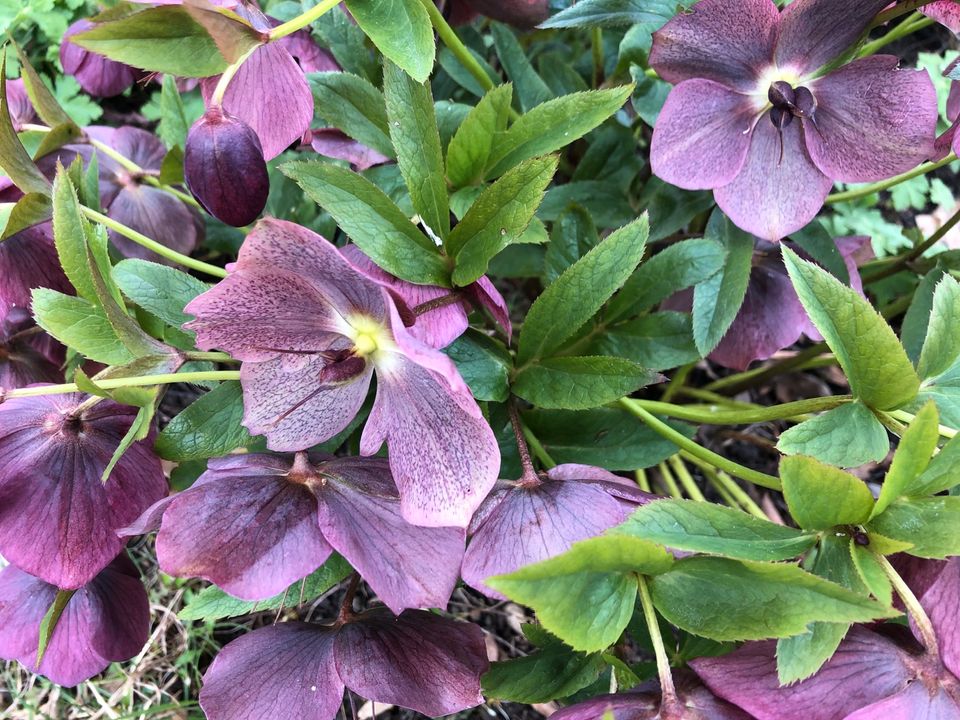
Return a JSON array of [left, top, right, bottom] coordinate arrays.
[[438, 46, 499, 98], [314, 5, 379, 81], [849, 542, 893, 606], [872, 400, 938, 518], [446, 84, 513, 189], [776, 623, 849, 685], [0, 56, 49, 196], [513, 356, 659, 410], [31, 289, 134, 365], [649, 557, 896, 642], [776, 402, 889, 468], [486, 86, 634, 179], [113, 259, 210, 331], [780, 455, 874, 530], [52, 167, 110, 304], [34, 122, 83, 160], [488, 535, 674, 653], [617, 500, 817, 562], [72, 6, 232, 77], [156, 382, 254, 461], [383, 60, 449, 239], [308, 72, 394, 158], [902, 268, 944, 364], [867, 496, 960, 558], [782, 247, 920, 410], [157, 75, 189, 150], [917, 275, 960, 380], [540, 0, 688, 27], [519, 215, 649, 362], [692, 211, 753, 355], [910, 430, 960, 496], [443, 330, 511, 402], [523, 407, 694, 470], [543, 205, 598, 285], [179, 555, 352, 621], [606, 238, 725, 323], [789, 221, 850, 285], [449, 155, 557, 286], [282, 161, 450, 286], [0, 192, 51, 240], [36, 589, 76, 665], [344, 0, 435, 83], [490, 24, 552, 112], [637, 178, 715, 242], [482, 629, 604, 703], [591, 312, 701, 371]]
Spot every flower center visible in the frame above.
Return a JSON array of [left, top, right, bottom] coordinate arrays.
[[344, 315, 394, 359]]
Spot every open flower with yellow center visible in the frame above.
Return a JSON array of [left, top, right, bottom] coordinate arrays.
[[184, 218, 499, 528]]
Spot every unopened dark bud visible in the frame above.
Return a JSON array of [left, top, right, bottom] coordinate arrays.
[[461, 0, 549, 28], [184, 107, 270, 227]]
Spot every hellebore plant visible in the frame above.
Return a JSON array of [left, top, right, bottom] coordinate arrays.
[[0, 223, 71, 315], [184, 218, 500, 528], [650, 0, 938, 240], [60, 20, 141, 98]]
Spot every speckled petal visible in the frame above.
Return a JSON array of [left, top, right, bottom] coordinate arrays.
[[923, 1, 960, 31], [108, 185, 201, 262]]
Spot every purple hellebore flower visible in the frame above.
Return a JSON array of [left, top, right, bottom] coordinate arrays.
[[304, 128, 391, 171], [921, 1, 960, 32], [0, 554, 150, 687], [0, 393, 168, 588], [121, 452, 466, 612], [342, 244, 512, 349], [199, 608, 488, 720], [6, 78, 36, 131], [0, 222, 71, 316], [451, 0, 550, 29], [934, 59, 960, 161], [650, 0, 938, 241], [462, 464, 656, 599], [183, 218, 500, 528], [60, 20, 141, 98], [0, 308, 64, 390]]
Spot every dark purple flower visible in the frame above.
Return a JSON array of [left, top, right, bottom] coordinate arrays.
[[342, 244, 512, 349], [458, 0, 550, 28], [199, 608, 488, 720], [122, 453, 465, 611], [60, 20, 140, 98], [184, 106, 270, 227], [6, 79, 36, 131], [0, 308, 63, 390], [0, 222, 71, 316], [0, 393, 168, 588], [0, 554, 149, 687], [305, 128, 390, 171], [650, 0, 937, 240], [462, 464, 656, 598], [183, 219, 500, 527], [934, 59, 960, 161]]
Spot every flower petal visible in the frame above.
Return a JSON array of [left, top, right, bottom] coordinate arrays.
[[469, 276, 513, 340], [0, 223, 71, 315], [278, 30, 339, 73], [201, 43, 314, 160], [920, 557, 960, 678], [108, 185, 201, 262], [650, 79, 758, 190], [313, 457, 465, 613], [649, 0, 778, 90], [714, 117, 833, 241], [803, 56, 937, 183], [843, 683, 960, 720], [61, 20, 139, 97], [155, 456, 332, 600], [108, 127, 166, 171], [309, 128, 390, 170], [923, 1, 960, 31], [200, 622, 344, 720], [334, 609, 488, 716], [775, 0, 892, 76]]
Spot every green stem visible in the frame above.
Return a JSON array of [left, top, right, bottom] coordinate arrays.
[[859, 12, 933, 57], [268, 0, 343, 41], [657, 461, 683, 499], [703, 343, 830, 394], [870, 0, 943, 28], [591, 27, 604, 87], [637, 575, 678, 708], [826, 154, 956, 204], [618, 399, 781, 490], [661, 362, 694, 403], [889, 409, 957, 439], [874, 552, 939, 657], [635, 467, 652, 493], [185, 351, 237, 363], [630, 395, 851, 425], [81, 206, 227, 278], [521, 422, 557, 469], [2, 371, 241, 399], [681, 452, 768, 519], [864, 203, 960, 283], [668, 455, 706, 502]]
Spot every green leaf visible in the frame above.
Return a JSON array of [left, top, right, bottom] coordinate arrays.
[[617, 499, 818, 562], [113, 259, 210, 331], [918, 276, 960, 380], [308, 71, 394, 158], [156, 382, 254, 461], [543, 204, 598, 285], [449, 155, 558, 286], [782, 247, 920, 410], [519, 215, 649, 362], [179, 555, 352, 621], [606, 238, 724, 323], [490, 24, 552, 112], [0, 192, 51, 241], [31, 289, 134, 365], [522, 407, 694, 471], [51, 167, 109, 303], [637, 178, 714, 242], [513, 356, 659, 410], [780, 455, 875, 530], [849, 542, 892, 606], [180, 3, 263, 64], [482, 630, 604, 703], [281, 161, 450, 286], [650, 557, 896, 642], [446, 84, 513, 188], [692, 211, 753, 355], [488, 535, 674, 653], [383, 60, 449, 239], [789, 221, 850, 285], [776, 402, 889, 468], [540, 0, 686, 27], [11, 41, 75, 129], [344, 0, 435, 83], [0, 55, 49, 196], [776, 623, 849, 685], [902, 267, 944, 364], [157, 75, 189, 150], [36, 589, 76, 665], [872, 400, 938, 518], [867, 496, 960, 558], [486, 86, 633, 179], [910, 430, 960, 496], [591, 312, 701, 371], [72, 6, 232, 77], [443, 329, 511, 402]]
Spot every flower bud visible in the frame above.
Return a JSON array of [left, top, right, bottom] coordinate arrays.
[[60, 20, 139, 98], [184, 107, 270, 227], [461, 0, 549, 28]]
